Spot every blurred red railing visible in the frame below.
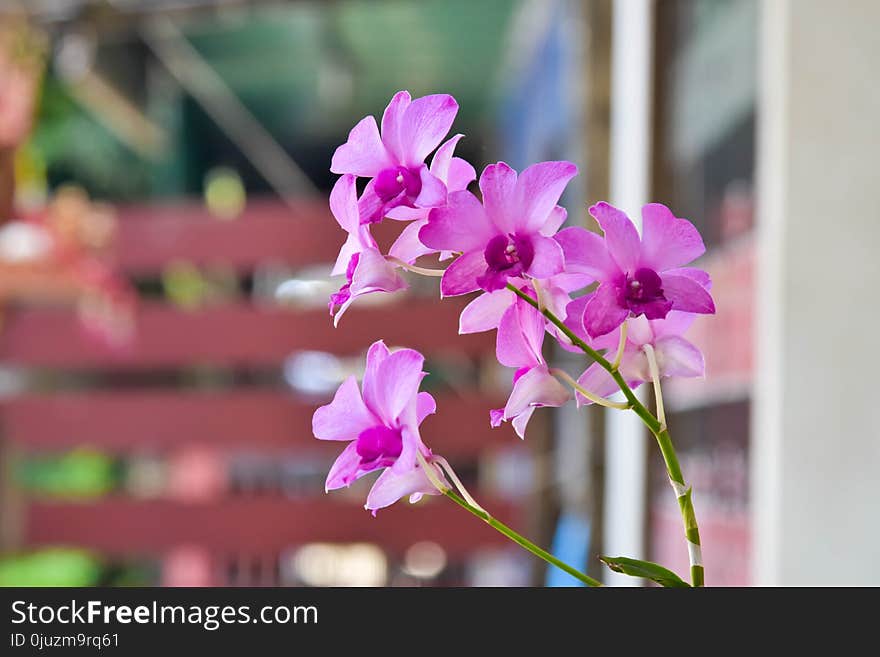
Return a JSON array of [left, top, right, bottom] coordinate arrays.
[[2, 391, 508, 456], [26, 498, 517, 558], [1, 199, 515, 586], [0, 301, 492, 368]]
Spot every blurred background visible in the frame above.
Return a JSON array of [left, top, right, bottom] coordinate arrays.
[[0, 0, 876, 587]]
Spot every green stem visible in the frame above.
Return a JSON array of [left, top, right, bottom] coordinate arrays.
[[655, 429, 704, 586], [443, 489, 602, 587], [507, 283, 705, 587]]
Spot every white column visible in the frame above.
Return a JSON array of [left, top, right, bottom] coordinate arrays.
[[602, 0, 654, 585], [754, 0, 880, 585]]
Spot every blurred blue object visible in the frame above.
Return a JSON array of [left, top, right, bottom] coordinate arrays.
[[546, 512, 591, 587]]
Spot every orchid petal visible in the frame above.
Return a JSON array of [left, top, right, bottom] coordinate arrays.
[[650, 310, 698, 338], [332, 230, 365, 277], [655, 335, 705, 378], [551, 271, 594, 294], [332, 251, 405, 325], [349, 249, 405, 295], [392, 424, 419, 475], [496, 302, 545, 368], [510, 406, 536, 440], [479, 162, 518, 233], [373, 348, 425, 424], [515, 297, 550, 362], [542, 282, 576, 325], [589, 202, 641, 273], [661, 273, 716, 314], [664, 266, 712, 291], [325, 442, 366, 491], [563, 294, 590, 336], [616, 351, 649, 384], [362, 340, 391, 415], [575, 363, 626, 406], [446, 157, 477, 192], [414, 165, 447, 208], [583, 281, 629, 337], [525, 234, 565, 279], [331, 115, 395, 176], [380, 90, 411, 163], [385, 205, 426, 221], [416, 391, 437, 424], [440, 249, 486, 297], [365, 459, 442, 512], [388, 219, 434, 263], [559, 294, 596, 354], [400, 94, 459, 167], [357, 179, 394, 224], [459, 288, 515, 334], [588, 324, 622, 352], [540, 205, 568, 237], [312, 375, 377, 441], [504, 366, 570, 419], [330, 296, 357, 326], [640, 203, 705, 271], [625, 315, 654, 346], [517, 161, 578, 232], [329, 174, 360, 232], [429, 134, 463, 181], [419, 190, 494, 252], [555, 226, 618, 279]]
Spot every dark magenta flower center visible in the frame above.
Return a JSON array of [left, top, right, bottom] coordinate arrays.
[[374, 166, 422, 203], [355, 425, 403, 466], [621, 267, 672, 319], [626, 267, 662, 301], [477, 234, 535, 292]]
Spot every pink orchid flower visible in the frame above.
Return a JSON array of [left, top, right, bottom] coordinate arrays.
[[455, 231, 596, 353], [328, 174, 405, 325], [573, 311, 706, 406], [331, 90, 459, 224], [489, 295, 570, 439], [557, 202, 715, 338], [419, 160, 577, 296], [312, 340, 447, 514], [386, 133, 476, 264]]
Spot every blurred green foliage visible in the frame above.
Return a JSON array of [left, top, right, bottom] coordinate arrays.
[[17, 448, 119, 499], [30, 76, 152, 200], [0, 548, 102, 587], [26, 0, 512, 200]]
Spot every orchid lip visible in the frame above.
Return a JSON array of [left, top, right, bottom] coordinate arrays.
[[374, 166, 422, 202], [477, 233, 536, 292], [355, 425, 403, 467], [328, 285, 351, 313], [329, 252, 360, 316], [621, 267, 672, 320]]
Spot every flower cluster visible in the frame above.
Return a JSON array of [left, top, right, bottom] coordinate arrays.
[[316, 90, 714, 515], [327, 90, 474, 324], [312, 340, 447, 514]]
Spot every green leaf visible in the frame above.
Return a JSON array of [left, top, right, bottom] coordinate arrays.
[[599, 556, 691, 588]]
